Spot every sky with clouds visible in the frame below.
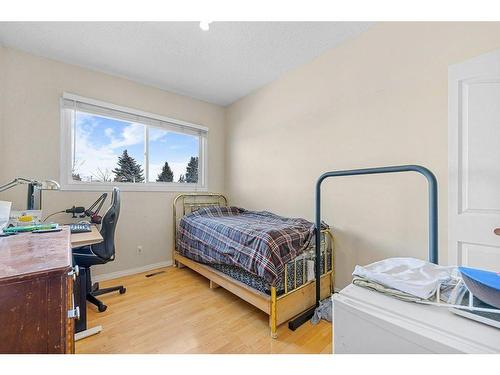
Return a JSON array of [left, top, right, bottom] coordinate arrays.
[[73, 112, 198, 182]]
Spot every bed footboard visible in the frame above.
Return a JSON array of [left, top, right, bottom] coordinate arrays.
[[269, 229, 333, 338]]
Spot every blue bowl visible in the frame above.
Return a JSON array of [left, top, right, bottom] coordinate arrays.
[[459, 267, 500, 309]]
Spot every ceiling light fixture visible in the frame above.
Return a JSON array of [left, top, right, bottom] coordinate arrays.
[[199, 21, 212, 31]]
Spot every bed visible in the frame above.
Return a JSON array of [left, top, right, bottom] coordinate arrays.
[[172, 193, 334, 338]]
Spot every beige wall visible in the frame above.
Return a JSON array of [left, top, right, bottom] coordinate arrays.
[[0, 47, 225, 277], [225, 22, 500, 289]]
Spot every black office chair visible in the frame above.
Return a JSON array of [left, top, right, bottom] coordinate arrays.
[[73, 187, 126, 312]]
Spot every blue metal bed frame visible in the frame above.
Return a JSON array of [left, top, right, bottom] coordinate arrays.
[[288, 164, 439, 331]]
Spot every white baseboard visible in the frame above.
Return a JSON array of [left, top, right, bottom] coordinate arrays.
[[93, 260, 173, 282]]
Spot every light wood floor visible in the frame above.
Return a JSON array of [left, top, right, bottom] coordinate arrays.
[[76, 265, 332, 354]]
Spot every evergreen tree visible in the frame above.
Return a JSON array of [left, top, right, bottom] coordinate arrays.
[[156, 161, 174, 182], [178, 174, 185, 183], [185, 156, 199, 183], [112, 149, 144, 182]]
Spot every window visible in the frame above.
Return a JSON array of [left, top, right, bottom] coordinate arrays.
[[60, 93, 207, 191]]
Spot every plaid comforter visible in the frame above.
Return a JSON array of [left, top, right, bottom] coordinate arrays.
[[177, 206, 316, 284]]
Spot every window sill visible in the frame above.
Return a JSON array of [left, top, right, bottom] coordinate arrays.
[[59, 182, 208, 193]]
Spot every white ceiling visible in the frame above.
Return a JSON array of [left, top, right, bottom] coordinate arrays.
[[0, 22, 373, 106]]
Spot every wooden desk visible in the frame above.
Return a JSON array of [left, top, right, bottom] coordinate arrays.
[[0, 227, 76, 353], [70, 225, 102, 247]]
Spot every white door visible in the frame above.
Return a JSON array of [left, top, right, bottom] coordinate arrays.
[[449, 49, 500, 271]]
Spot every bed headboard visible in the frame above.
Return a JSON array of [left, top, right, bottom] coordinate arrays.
[[172, 193, 228, 250]]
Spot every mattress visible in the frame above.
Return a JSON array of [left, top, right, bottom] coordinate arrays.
[[199, 237, 332, 297]]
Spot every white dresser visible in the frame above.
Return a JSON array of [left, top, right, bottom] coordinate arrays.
[[333, 284, 500, 353]]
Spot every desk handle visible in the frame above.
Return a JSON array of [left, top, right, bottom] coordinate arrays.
[[68, 291, 80, 320], [68, 306, 80, 320], [68, 265, 80, 281]]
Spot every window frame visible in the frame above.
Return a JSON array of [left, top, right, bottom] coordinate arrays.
[[60, 93, 208, 192]]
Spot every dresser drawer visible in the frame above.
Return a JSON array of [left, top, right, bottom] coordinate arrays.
[[0, 267, 75, 354]]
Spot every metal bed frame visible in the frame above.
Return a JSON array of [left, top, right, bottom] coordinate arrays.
[[172, 193, 334, 338]]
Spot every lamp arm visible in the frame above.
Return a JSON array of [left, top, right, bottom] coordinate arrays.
[[0, 178, 60, 210], [0, 178, 38, 193]]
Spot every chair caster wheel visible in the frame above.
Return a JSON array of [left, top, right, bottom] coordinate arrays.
[[119, 287, 126, 294], [98, 304, 107, 312]]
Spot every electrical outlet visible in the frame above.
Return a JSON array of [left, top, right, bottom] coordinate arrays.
[[137, 245, 143, 254]]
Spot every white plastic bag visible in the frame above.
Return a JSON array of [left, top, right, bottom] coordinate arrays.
[[353, 257, 456, 299]]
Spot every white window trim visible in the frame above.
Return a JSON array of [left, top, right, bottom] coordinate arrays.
[[60, 93, 208, 192]]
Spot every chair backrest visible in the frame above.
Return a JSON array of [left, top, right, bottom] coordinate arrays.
[[92, 187, 120, 261]]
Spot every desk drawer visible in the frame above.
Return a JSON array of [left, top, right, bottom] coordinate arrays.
[[0, 268, 75, 354]]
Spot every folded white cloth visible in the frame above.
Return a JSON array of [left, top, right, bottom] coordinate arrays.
[[352, 276, 423, 302], [352, 257, 456, 299]]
